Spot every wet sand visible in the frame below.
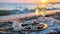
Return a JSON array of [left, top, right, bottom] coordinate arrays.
[[0, 10, 60, 22]]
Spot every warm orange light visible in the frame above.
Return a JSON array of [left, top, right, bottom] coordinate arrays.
[[41, 0, 47, 4], [35, 7, 40, 16], [41, 0, 46, 2]]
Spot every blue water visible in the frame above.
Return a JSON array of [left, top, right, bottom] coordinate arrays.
[[27, 17, 60, 34], [0, 3, 37, 8], [0, 3, 60, 10], [31, 23, 60, 34]]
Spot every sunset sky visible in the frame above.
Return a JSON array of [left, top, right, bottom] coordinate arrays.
[[0, 0, 60, 4]]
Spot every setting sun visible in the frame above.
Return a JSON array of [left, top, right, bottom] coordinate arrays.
[[41, 0, 46, 2]]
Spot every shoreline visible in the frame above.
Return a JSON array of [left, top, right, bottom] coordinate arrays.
[[0, 10, 60, 22]]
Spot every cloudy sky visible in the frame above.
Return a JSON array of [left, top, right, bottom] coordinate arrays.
[[0, 0, 36, 3], [0, 0, 60, 3]]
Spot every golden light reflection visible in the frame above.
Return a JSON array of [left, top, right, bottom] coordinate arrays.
[[37, 0, 49, 4], [41, 0, 47, 4], [41, 0, 46, 2], [35, 6, 40, 16], [42, 24, 48, 29]]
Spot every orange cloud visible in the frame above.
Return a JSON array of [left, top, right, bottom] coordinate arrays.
[[0, 0, 60, 4]]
